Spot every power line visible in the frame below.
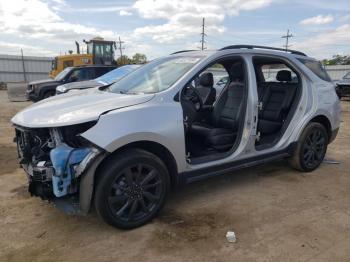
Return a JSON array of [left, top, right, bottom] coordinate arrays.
[[200, 17, 207, 50], [116, 36, 125, 64], [281, 29, 293, 51]]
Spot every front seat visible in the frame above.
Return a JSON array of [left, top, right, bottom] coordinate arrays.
[[191, 63, 245, 151], [196, 72, 216, 105]]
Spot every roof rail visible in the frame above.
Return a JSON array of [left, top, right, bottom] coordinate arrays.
[[170, 50, 197, 55], [219, 45, 307, 56]]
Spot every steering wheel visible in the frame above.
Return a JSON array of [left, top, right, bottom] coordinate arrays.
[[184, 86, 203, 111]]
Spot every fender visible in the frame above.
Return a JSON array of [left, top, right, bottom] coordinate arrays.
[[81, 101, 188, 173], [293, 110, 334, 143]]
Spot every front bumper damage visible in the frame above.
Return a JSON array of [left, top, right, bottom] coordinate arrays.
[[52, 146, 105, 215], [15, 126, 106, 215]]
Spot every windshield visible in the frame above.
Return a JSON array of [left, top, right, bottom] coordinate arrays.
[[54, 67, 72, 81], [344, 72, 350, 79], [109, 56, 203, 94], [95, 65, 140, 85]]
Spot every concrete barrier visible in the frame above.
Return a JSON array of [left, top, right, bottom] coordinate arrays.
[[7, 82, 28, 102], [0, 82, 6, 90]]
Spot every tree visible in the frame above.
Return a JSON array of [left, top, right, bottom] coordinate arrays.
[[322, 55, 350, 65], [117, 55, 131, 65], [131, 53, 147, 64]]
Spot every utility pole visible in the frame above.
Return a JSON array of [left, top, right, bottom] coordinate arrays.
[[281, 29, 293, 51], [20, 49, 27, 83], [200, 17, 207, 51], [116, 36, 125, 64]]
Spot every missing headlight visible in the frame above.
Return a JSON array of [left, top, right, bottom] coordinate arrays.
[[59, 121, 97, 148]]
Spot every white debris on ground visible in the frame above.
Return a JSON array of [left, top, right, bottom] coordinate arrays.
[[323, 158, 340, 164], [226, 231, 237, 243]]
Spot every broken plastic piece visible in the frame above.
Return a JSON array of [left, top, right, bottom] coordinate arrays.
[[226, 231, 237, 243], [50, 143, 91, 197]]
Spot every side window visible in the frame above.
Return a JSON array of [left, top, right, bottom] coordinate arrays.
[[261, 64, 298, 83], [297, 58, 331, 82], [63, 60, 73, 69], [85, 68, 95, 79], [69, 68, 91, 82]]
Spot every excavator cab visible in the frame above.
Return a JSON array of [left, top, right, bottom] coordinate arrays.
[[85, 37, 116, 65], [50, 37, 116, 78]]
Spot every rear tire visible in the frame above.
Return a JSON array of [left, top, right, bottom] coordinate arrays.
[[94, 149, 170, 229], [289, 122, 328, 172]]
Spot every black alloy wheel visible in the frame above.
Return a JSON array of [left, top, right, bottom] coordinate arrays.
[[94, 149, 169, 229], [301, 128, 327, 169], [290, 122, 328, 172], [108, 164, 163, 223]]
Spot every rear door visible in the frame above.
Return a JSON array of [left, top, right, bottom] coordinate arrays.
[[252, 56, 301, 150]]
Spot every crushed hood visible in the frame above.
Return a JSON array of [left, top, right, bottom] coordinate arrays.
[[12, 88, 155, 128]]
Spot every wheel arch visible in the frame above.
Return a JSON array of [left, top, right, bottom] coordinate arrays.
[[39, 85, 56, 99], [79, 140, 180, 215], [96, 140, 179, 188], [292, 113, 333, 149], [309, 115, 332, 141]]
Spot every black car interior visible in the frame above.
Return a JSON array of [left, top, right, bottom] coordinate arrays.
[[181, 58, 247, 159], [254, 57, 300, 148], [196, 73, 216, 105]]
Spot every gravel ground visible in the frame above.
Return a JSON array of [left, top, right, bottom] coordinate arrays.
[[0, 90, 349, 262]]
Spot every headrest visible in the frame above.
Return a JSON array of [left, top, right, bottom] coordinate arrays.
[[276, 70, 292, 82], [199, 72, 214, 87], [230, 62, 244, 82]]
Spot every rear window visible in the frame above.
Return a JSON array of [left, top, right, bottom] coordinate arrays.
[[261, 64, 298, 83], [298, 58, 331, 82]]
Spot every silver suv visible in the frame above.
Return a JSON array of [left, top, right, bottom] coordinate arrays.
[[12, 45, 341, 229]]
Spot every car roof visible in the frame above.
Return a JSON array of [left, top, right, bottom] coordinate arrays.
[[170, 45, 316, 61], [74, 65, 117, 69]]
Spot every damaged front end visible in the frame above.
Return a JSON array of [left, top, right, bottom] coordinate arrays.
[[14, 121, 105, 214]]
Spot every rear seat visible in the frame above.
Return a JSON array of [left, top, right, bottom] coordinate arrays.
[[257, 70, 297, 135]]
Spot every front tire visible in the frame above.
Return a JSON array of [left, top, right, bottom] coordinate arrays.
[[42, 90, 55, 100], [94, 149, 170, 229], [290, 122, 328, 172]]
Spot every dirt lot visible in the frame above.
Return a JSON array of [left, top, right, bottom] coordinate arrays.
[[0, 90, 349, 262]]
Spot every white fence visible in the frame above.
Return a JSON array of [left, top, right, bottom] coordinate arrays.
[[0, 54, 52, 83], [325, 65, 350, 80]]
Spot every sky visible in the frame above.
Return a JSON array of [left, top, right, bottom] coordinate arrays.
[[0, 0, 349, 60]]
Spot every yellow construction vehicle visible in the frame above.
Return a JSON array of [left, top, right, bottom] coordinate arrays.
[[50, 37, 117, 78]]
